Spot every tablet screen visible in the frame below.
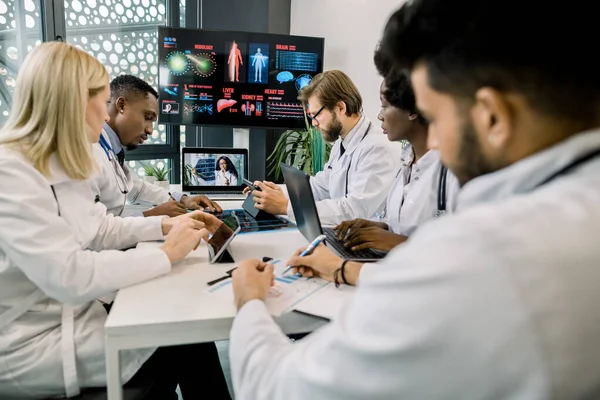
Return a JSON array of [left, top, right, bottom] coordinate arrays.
[[208, 213, 240, 261]]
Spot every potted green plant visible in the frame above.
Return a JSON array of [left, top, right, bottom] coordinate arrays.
[[142, 164, 156, 185], [152, 164, 170, 189], [267, 109, 331, 180]]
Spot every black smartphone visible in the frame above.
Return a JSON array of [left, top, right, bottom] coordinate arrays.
[[243, 178, 261, 192]]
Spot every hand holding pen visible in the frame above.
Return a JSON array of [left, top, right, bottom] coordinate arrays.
[[282, 234, 327, 276], [285, 237, 344, 282]]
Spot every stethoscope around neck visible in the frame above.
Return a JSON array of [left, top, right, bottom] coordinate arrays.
[[98, 135, 129, 215], [339, 121, 449, 220], [377, 160, 448, 220]]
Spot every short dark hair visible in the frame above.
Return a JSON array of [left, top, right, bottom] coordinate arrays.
[[374, 45, 427, 127], [110, 74, 158, 101], [373, 44, 392, 78], [384, 70, 427, 127], [380, 0, 600, 121]]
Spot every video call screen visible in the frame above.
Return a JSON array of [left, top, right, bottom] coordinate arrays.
[[183, 152, 246, 187], [157, 27, 325, 129]]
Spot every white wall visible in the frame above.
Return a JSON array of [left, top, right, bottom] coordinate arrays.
[[291, 0, 405, 125]]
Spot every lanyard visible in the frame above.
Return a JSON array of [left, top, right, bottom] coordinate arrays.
[[98, 134, 114, 160], [99, 134, 129, 209]]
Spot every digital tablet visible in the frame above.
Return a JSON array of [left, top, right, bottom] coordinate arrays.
[[207, 212, 241, 263]]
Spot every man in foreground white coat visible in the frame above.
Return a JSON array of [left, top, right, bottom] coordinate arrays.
[[227, 0, 600, 398]]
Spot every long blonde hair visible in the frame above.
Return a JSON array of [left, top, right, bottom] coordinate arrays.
[[0, 41, 108, 180]]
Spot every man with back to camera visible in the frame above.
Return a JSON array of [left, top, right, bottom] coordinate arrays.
[[226, 0, 600, 398], [249, 70, 399, 225], [91, 75, 222, 217]]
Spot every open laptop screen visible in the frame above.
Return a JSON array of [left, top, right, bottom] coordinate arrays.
[[280, 162, 323, 242], [182, 147, 248, 192]]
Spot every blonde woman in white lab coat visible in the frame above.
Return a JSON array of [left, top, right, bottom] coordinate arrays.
[[334, 55, 459, 253], [0, 42, 231, 399]]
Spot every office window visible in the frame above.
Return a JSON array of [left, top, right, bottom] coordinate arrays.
[[179, 0, 185, 27], [1, 0, 184, 182], [0, 0, 43, 126], [127, 158, 170, 179], [64, 0, 167, 145]]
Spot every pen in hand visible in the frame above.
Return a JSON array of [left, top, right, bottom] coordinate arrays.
[[282, 234, 326, 276]]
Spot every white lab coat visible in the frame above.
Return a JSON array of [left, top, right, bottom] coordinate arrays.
[[215, 170, 238, 186], [230, 129, 600, 399], [286, 116, 398, 225], [91, 130, 173, 216], [385, 146, 460, 235], [0, 146, 171, 399]]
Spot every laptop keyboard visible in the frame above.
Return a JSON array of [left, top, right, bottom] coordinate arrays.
[[322, 228, 382, 260], [215, 209, 290, 233], [190, 191, 243, 195]]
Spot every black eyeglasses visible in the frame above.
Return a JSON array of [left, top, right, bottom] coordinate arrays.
[[307, 105, 326, 121]]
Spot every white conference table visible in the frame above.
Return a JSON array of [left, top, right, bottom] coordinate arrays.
[[105, 200, 329, 400]]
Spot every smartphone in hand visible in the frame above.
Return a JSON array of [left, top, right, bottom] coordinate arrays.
[[243, 178, 261, 192]]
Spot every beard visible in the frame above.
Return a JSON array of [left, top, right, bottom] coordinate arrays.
[[321, 114, 344, 142], [453, 118, 503, 186], [126, 136, 146, 151]]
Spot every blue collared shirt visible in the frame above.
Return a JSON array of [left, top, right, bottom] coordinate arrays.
[[103, 123, 123, 156]]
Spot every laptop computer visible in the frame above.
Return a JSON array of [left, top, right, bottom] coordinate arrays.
[[182, 147, 248, 200], [280, 163, 385, 262]]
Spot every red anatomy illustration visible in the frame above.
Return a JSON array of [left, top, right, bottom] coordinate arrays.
[[227, 41, 243, 82]]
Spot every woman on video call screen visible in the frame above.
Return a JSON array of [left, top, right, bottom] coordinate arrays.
[[214, 155, 239, 186]]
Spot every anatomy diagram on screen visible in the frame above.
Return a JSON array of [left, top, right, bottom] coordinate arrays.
[[227, 41, 243, 82], [251, 48, 267, 82]]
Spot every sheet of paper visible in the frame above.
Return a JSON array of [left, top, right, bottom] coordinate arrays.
[[206, 259, 330, 317], [293, 283, 355, 320]]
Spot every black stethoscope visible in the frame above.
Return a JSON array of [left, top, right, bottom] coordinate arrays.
[[98, 135, 129, 215], [536, 146, 600, 187], [430, 145, 600, 218], [377, 159, 448, 220], [340, 122, 448, 218], [436, 165, 448, 217]]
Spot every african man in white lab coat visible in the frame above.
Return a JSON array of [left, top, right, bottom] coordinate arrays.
[[249, 70, 399, 226], [228, 1, 600, 399], [91, 75, 221, 217], [334, 53, 459, 253]]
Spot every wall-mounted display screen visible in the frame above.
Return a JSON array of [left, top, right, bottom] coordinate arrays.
[[157, 27, 325, 129]]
